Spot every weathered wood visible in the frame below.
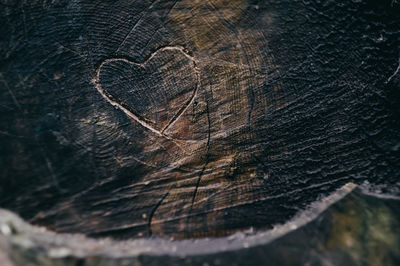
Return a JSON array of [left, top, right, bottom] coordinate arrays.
[[0, 185, 399, 266], [0, 0, 399, 240]]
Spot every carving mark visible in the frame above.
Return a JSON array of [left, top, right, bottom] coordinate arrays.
[[92, 46, 200, 140]]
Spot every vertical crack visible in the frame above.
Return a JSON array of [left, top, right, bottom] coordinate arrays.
[[186, 100, 211, 229], [148, 190, 170, 237], [387, 56, 400, 83]]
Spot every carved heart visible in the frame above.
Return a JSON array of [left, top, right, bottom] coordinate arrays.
[[93, 46, 199, 137]]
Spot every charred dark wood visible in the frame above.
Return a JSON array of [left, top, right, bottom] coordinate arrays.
[[0, 0, 399, 242], [0, 185, 399, 266]]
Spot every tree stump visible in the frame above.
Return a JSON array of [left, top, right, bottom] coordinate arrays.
[[0, 0, 399, 242]]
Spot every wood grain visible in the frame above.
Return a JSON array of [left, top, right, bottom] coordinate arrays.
[[0, 0, 399, 239]]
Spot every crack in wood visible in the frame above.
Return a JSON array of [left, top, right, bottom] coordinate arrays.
[[115, 0, 159, 54], [88, 177, 356, 237], [147, 190, 170, 236], [387, 56, 400, 83], [186, 100, 211, 229]]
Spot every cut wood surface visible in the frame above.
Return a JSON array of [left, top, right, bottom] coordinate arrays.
[[0, 185, 399, 265], [0, 0, 399, 239]]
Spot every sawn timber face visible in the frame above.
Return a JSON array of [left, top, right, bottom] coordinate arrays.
[[0, 0, 399, 239]]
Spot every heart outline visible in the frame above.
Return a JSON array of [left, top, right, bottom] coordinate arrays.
[[92, 46, 200, 140]]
